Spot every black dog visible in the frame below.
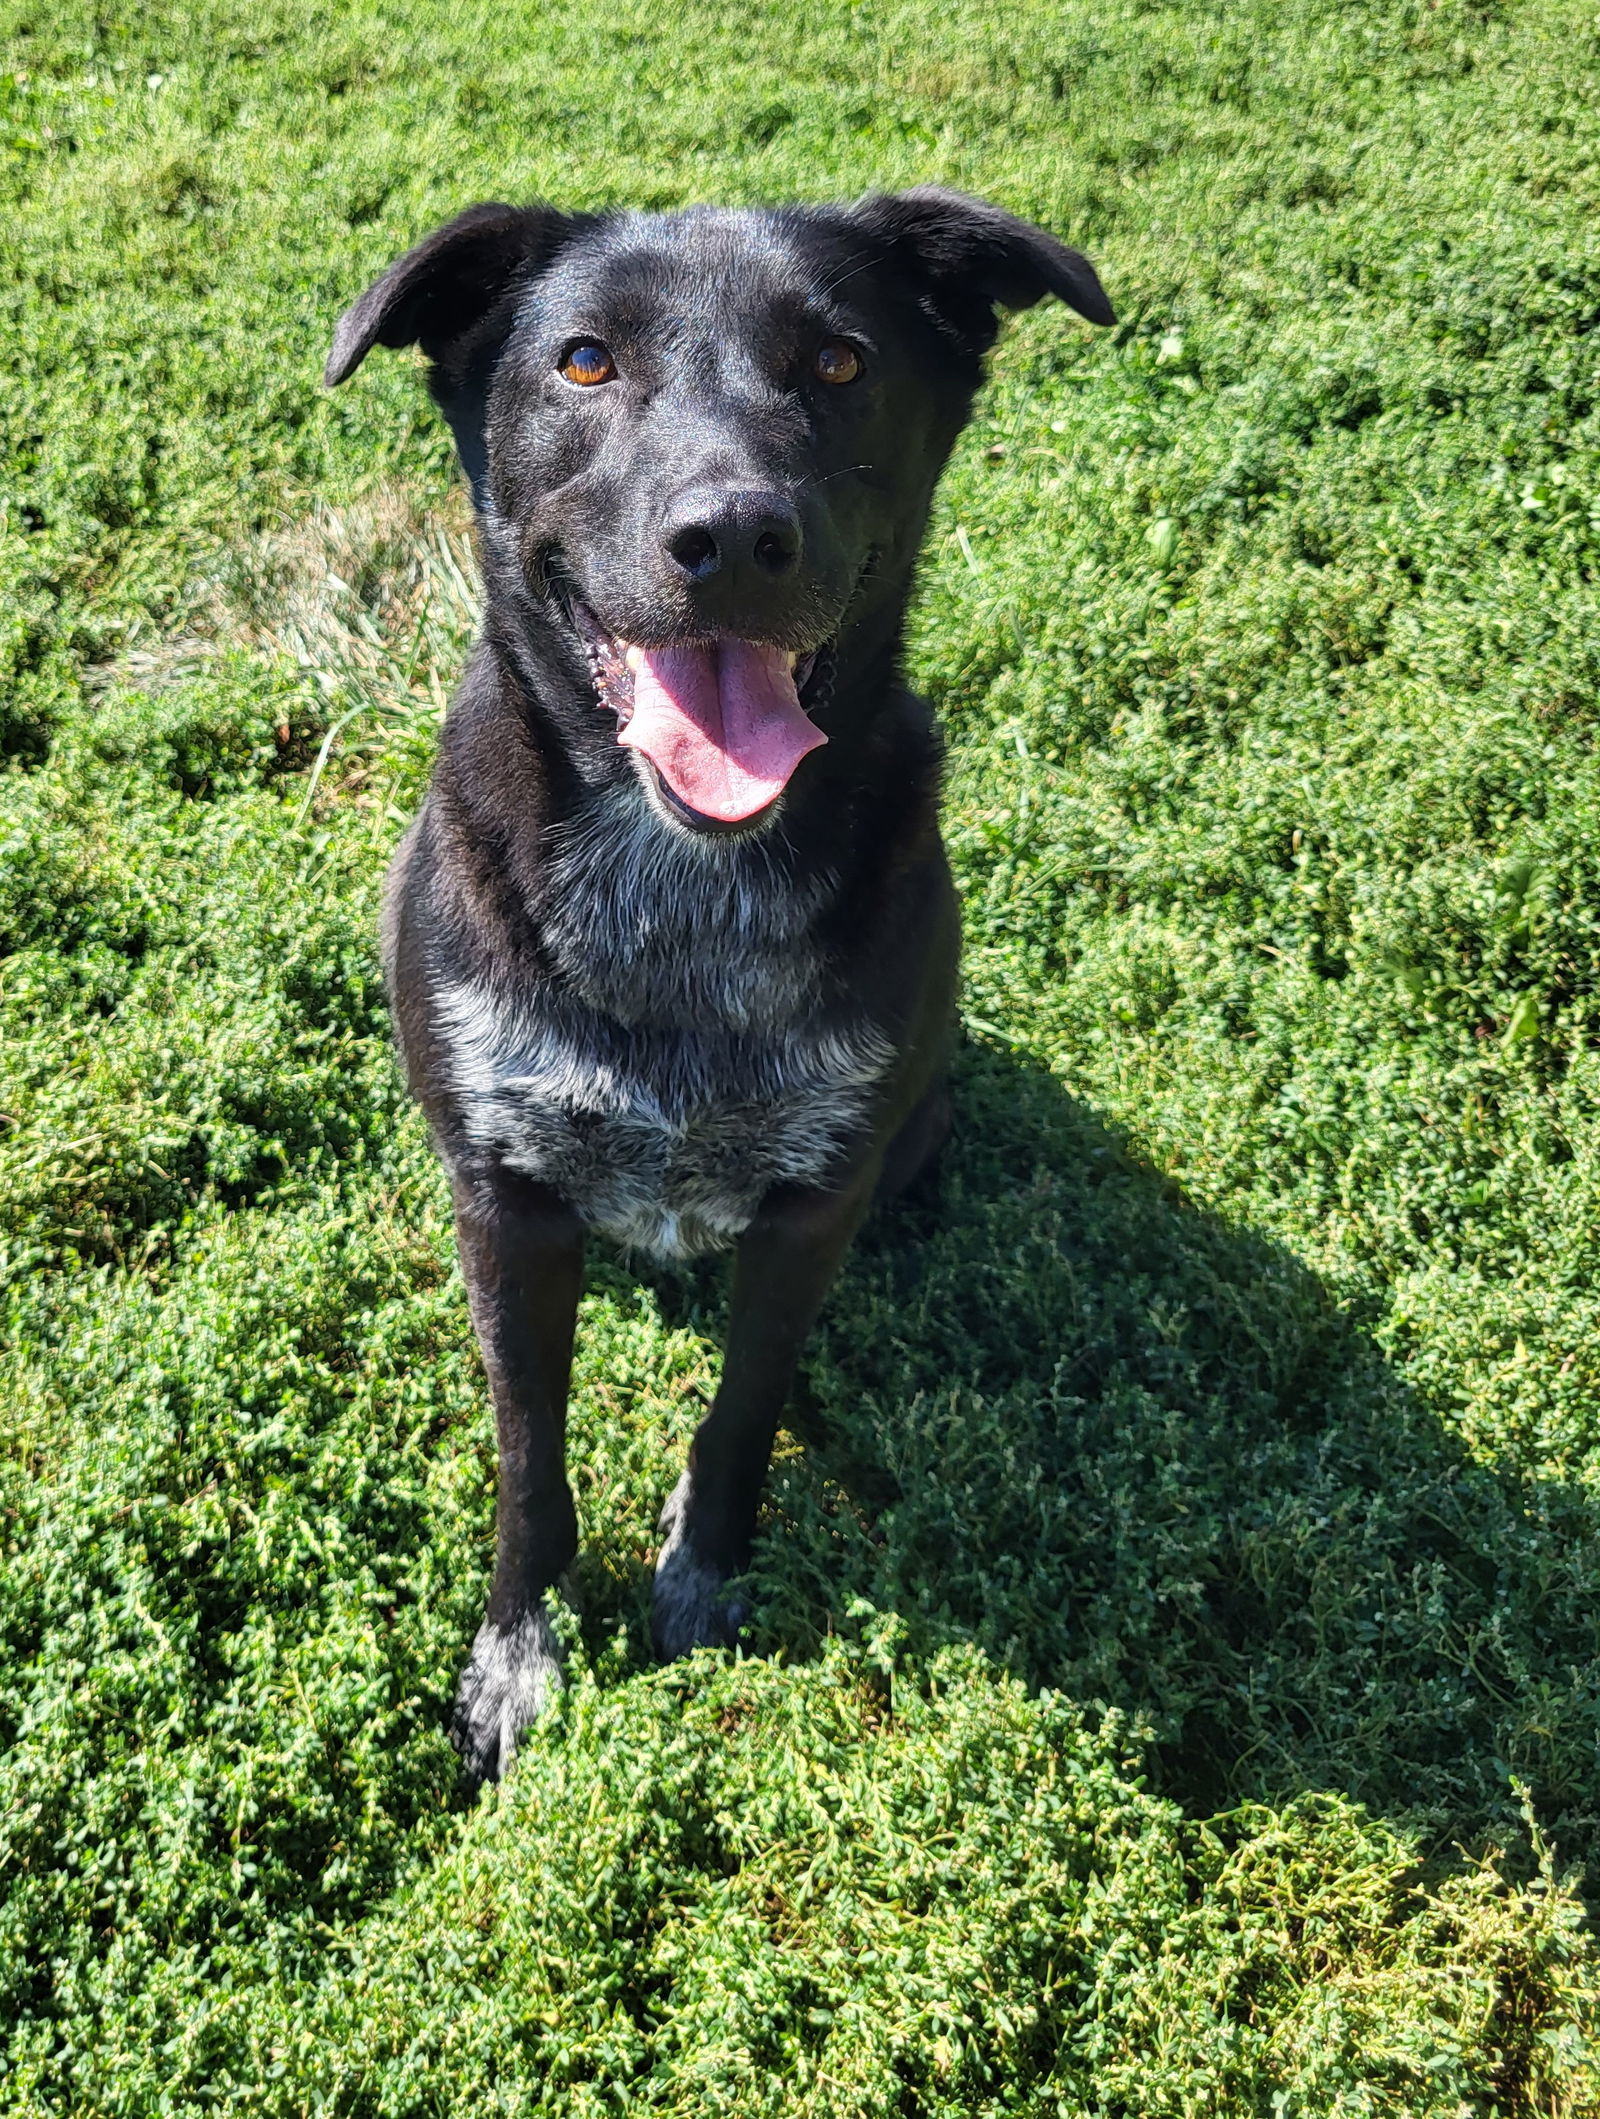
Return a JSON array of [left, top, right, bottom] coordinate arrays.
[[327, 189, 1112, 1780]]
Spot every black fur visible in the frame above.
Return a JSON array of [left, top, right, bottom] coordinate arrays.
[[328, 188, 1112, 1780]]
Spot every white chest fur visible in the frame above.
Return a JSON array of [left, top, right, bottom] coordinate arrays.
[[427, 789, 894, 1258], [435, 978, 891, 1258]]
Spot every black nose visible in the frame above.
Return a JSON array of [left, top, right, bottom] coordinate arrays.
[[662, 487, 802, 583]]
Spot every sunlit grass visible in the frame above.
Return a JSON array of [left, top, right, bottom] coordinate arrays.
[[6, 0, 1600, 2109]]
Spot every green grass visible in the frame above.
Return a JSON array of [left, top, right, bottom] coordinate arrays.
[[7, 0, 1600, 2108]]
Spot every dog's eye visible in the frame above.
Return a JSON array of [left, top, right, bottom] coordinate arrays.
[[560, 341, 615, 387], [814, 338, 862, 386]]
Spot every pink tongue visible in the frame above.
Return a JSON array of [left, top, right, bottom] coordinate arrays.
[[618, 639, 826, 823]]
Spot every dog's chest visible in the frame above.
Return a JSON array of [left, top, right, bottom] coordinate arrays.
[[436, 979, 889, 1259]]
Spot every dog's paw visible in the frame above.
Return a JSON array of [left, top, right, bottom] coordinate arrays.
[[651, 1473, 747, 1660], [451, 1607, 563, 1783]]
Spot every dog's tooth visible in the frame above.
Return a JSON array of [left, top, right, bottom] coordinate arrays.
[[624, 646, 643, 674]]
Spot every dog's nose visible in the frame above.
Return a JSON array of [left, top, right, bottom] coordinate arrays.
[[662, 488, 802, 584]]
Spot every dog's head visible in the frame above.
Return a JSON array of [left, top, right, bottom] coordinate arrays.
[[328, 191, 1112, 832]]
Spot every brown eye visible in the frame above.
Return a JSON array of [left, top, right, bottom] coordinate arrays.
[[560, 341, 615, 386], [814, 338, 862, 386]]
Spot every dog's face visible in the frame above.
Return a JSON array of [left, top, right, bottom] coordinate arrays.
[[328, 191, 1112, 831]]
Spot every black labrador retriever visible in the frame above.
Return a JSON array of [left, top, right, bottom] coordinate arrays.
[[326, 189, 1112, 1780]]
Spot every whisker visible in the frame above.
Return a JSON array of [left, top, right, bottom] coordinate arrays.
[[797, 463, 870, 493], [811, 246, 879, 302], [813, 250, 884, 301]]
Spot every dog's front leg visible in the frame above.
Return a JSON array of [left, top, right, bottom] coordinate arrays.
[[653, 1163, 877, 1658], [450, 1169, 584, 1782]]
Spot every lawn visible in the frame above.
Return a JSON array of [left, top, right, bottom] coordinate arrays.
[[5, 0, 1600, 2109]]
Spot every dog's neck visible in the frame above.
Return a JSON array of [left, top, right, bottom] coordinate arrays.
[[534, 776, 835, 1030]]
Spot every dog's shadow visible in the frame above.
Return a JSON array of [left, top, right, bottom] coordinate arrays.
[[617, 1040, 1600, 1871]]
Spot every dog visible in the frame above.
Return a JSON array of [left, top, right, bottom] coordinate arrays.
[[326, 188, 1112, 1780]]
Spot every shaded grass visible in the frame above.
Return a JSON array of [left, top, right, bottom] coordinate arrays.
[[7, 0, 1600, 2108]]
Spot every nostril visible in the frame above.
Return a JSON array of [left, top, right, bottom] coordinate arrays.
[[668, 524, 720, 578], [753, 528, 797, 573], [664, 492, 801, 581]]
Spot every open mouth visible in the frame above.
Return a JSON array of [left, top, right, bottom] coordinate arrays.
[[567, 600, 831, 829]]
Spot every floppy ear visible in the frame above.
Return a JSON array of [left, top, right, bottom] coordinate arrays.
[[325, 201, 590, 504], [849, 186, 1114, 358], [325, 201, 581, 386]]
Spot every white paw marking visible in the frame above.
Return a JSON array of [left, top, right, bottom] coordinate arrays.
[[652, 1473, 744, 1658], [452, 1607, 563, 1782]]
